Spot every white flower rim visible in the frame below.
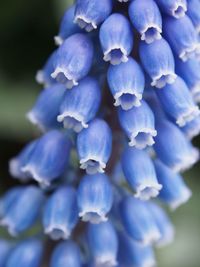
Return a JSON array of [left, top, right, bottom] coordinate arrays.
[[114, 90, 142, 110], [151, 71, 177, 89], [141, 23, 162, 44], [176, 106, 200, 127], [51, 67, 78, 89], [171, 1, 187, 19], [74, 14, 97, 32], [129, 128, 157, 149]]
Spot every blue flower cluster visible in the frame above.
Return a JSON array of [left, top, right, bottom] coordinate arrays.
[[1, 0, 200, 266]]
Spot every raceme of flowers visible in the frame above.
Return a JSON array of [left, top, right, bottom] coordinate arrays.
[[1, 0, 200, 266]]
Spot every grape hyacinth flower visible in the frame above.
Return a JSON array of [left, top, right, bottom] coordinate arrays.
[[74, 0, 113, 32], [3, 1, 200, 267], [118, 100, 157, 149], [77, 173, 113, 223], [155, 0, 187, 19], [121, 147, 162, 200], [57, 76, 101, 132], [99, 13, 134, 65], [51, 33, 94, 88], [107, 57, 145, 109], [129, 0, 162, 44], [77, 119, 112, 174], [139, 38, 177, 88], [42, 186, 78, 240]]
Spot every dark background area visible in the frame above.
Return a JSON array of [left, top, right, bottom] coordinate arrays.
[[0, 0, 199, 266]]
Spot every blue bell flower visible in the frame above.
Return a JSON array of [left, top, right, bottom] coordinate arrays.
[[187, 0, 200, 34], [118, 100, 157, 149], [119, 197, 161, 245], [77, 119, 112, 174], [74, 0, 113, 32], [175, 58, 200, 103], [99, 13, 134, 65], [0, 240, 12, 267], [6, 239, 43, 267], [155, 0, 187, 19], [51, 33, 94, 89], [42, 186, 78, 240], [154, 119, 199, 172], [36, 49, 57, 88], [147, 202, 174, 247], [154, 159, 192, 210], [87, 221, 118, 267], [27, 84, 66, 131], [0, 186, 44, 236], [22, 130, 71, 186], [118, 232, 156, 267], [182, 115, 200, 139], [0, 186, 23, 218], [107, 57, 145, 110], [50, 241, 81, 267], [55, 5, 82, 45], [129, 0, 162, 44], [57, 77, 101, 132], [77, 173, 113, 223], [156, 76, 200, 127], [139, 38, 177, 88], [9, 140, 37, 182], [121, 147, 162, 200], [163, 15, 200, 61]]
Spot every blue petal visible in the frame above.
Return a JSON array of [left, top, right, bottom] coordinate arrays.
[[22, 130, 71, 186], [155, 0, 187, 18], [118, 100, 157, 149], [6, 239, 43, 267], [36, 49, 57, 87], [187, 0, 200, 34], [156, 76, 200, 127], [99, 13, 134, 65], [107, 57, 145, 110], [57, 76, 101, 132], [121, 147, 162, 200], [119, 197, 161, 245], [50, 241, 81, 267], [87, 221, 118, 267], [0, 240, 12, 267], [182, 115, 200, 139], [77, 119, 112, 174], [51, 33, 94, 89], [27, 84, 66, 131], [139, 38, 177, 88], [74, 0, 113, 32], [154, 119, 199, 172], [42, 186, 78, 240], [154, 159, 192, 210], [0, 186, 44, 236], [163, 15, 199, 61], [77, 173, 113, 223], [55, 5, 82, 45], [9, 140, 37, 181], [129, 0, 162, 44], [175, 58, 200, 102], [147, 202, 174, 247], [118, 232, 156, 267]]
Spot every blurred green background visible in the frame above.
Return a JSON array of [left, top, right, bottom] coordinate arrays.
[[0, 0, 199, 266]]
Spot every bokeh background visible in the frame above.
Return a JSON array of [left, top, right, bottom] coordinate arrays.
[[0, 0, 199, 266]]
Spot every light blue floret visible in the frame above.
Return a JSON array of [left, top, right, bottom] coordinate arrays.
[[118, 100, 157, 149], [121, 147, 162, 200], [87, 221, 118, 267], [129, 0, 162, 44], [43, 186, 78, 240], [51, 33, 94, 89], [74, 0, 113, 32], [77, 173, 113, 223], [107, 57, 145, 110], [50, 241, 81, 267], [57, 76, 101, 132], [77, 119, 112, 174], [100, 13, 134, 65], [139, 38, 177, 88]]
